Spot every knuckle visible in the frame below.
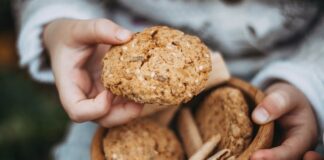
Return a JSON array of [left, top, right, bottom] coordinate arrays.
[[263, 92, 288, 115], [96, 103, 109, 114], [94, 18, 114, 28], [69, 20, 81, 39], [92, 20, 101, 43], [95, 18, 118, 32], [261, 99, 278, 115], [95, 96, 111, 114], [68, 111, 84, 123], [92, 19, 111, 43]]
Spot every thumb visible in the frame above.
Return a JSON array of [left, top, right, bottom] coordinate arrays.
[[71, 18, 132, 45], [303, 151, 323, 160], [252, 83, 298, 124]]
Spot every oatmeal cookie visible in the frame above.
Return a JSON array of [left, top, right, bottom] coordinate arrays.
[[101, 26, 211, 105], [195, 87, 253, 156], [103, 119, 183, 160]]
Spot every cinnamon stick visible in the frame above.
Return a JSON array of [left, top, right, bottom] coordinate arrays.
[[189, 134, 221, 160], [207, 149, 231, 160], [177, 108, 204, 157]]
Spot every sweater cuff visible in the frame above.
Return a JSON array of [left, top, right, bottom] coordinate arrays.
[[252, 62, 324, 145], [17, 2, 105, 83]]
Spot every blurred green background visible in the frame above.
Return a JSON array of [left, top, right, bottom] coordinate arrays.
[[0, 0, 69, 160]]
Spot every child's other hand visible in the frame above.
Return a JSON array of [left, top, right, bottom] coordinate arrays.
[[250, 82, 318, 160], [303, 151, 323, 160], [43, 19, 143, 127]]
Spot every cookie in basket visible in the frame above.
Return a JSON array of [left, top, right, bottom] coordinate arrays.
[[195, 87, 253, 156], [101, 26, 211, 105], [103, 119, 184, 160]]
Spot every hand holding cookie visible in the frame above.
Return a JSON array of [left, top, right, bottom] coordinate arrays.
[[251, 82, 318, 160], [101, 26, 230, 106], [101, 26, 212, 106], [43, 18, 143, 127]]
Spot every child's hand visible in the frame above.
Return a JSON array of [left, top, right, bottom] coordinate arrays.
[[251, 82, 318, 160], [43, 19, 143, 127], [303, 151, 323, 160]]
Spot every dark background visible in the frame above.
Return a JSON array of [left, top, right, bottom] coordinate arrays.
[[0, 0, 69, 160]]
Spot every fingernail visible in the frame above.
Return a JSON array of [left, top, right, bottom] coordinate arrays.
[[116, 29, 132, 41], [254, 107, 269, 123]]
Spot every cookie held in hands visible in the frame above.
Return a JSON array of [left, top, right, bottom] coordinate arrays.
[[103, 119, 184, 160], [101, 26, 211, 105], [195, 87, 253, 157]]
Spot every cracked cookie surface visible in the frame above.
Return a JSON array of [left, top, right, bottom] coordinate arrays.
[[195, 87, 253, 156], [101, 26, 211, 105], [103, 119, 184, 160]]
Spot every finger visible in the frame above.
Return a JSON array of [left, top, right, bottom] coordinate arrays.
[[96, 102, 143, 127], [250, 129, 312, 160], [303, 151, 323, 160], [89, 44, 111, 67], [252, 89, 296, 124], [70, 18, 132, 46], [250, 146, 301, 160], [87, 44, 111, 78], [59, 80, 113, 122], [112, 96, 129, 104]]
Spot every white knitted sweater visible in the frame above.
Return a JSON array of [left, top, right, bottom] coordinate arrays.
[[14, 0, 324, 144]]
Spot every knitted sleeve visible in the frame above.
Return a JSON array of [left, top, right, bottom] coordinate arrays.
[[14, 0, 106, 83], [252, 17, 324, 145]]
